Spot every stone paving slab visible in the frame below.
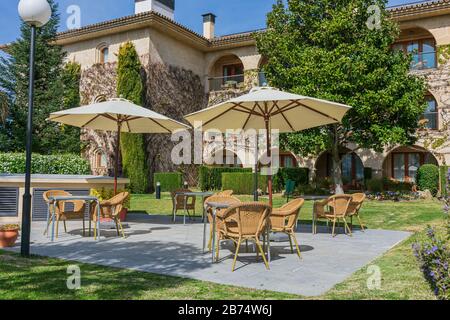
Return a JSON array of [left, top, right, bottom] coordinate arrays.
[[7, 214, 411, 296]]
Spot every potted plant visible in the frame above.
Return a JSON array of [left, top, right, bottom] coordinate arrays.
[[0, 224, 20, 248]]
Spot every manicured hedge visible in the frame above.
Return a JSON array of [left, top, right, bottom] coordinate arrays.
[[199, 166, 251, 191], [0, 153, 90, 175], [272, 167, 309, 192], [154, 172, 182, 192], [417, 164, 439, 196], [222, 172, 268, 195], [439, 166, 449, 196]]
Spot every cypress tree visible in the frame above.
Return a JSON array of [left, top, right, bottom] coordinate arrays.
[[117, 42, 149, 193]]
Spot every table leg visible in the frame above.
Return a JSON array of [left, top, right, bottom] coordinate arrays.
[[312, 201, 316, 235], [212, 208, 216, 263], [267, 227, 271, 263], [96, 200, 101, 240], [183, 196, 187, 225], [51, 202, 56, 242], [44, 202, 50, 236], [203, 208, 207, 254]]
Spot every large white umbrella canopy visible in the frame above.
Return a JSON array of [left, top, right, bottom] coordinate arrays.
[[184, 87, 352, 205], [49, 98, 190, 192], [49, 98, 188, 133]]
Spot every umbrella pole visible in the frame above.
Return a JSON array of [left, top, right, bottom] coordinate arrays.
[[265, 118, 273, 207], [114, 121, 122, 195]]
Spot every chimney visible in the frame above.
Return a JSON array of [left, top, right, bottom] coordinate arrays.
[[202, 13, 216, 40], [135, 0, 175, 20]]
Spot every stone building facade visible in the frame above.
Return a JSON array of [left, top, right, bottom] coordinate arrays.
[[53, 0, 450, 189]]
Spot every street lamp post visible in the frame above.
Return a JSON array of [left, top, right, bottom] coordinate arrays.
[[18, 0, 52, 257]]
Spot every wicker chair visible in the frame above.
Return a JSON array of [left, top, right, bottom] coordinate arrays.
[[204, 195, 241, 252], [43, 190, 86, 238], [270, 198, 305, 258], [347, 193, 366, 231], [314, 194, 353, 237], [91, 192, 129, 239], [171, 189, 196, 222], [217, 202, 272, 271]]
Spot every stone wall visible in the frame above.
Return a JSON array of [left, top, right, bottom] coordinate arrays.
[[80, 62, 119, 176], [144, 61, 207, 188]]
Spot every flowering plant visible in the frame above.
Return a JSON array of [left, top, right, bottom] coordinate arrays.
[[413, 201, 450, 300]]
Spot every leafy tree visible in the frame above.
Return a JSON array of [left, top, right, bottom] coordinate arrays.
[[117, 42, 149, 193], [256, 0, 427, 193], [0, 0, 80, 154]]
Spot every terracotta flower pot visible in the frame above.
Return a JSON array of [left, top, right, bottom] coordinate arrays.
[[0, 228, 19, 248]]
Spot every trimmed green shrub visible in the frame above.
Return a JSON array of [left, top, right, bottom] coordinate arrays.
[[272, 167, 309, 192], [222, 172, 268, 195], [0, 153, 90, 175], [366, 178, 383, 192], [417, 164, 439, 196], [439, 166, 449, 197], [154, 172, 182, 192], [198, 166, 251, 191]]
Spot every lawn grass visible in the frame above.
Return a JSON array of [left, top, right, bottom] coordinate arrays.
[[0, 193, 444, 300]]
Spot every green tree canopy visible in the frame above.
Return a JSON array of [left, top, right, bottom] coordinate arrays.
[[0, 0, 81, 154], [256, 0, 427, 192], [117, 42, 149, 193]]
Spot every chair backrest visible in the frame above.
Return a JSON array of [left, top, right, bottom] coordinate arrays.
[[347, 193, 366, 215], [205, 195, 241, 208], [285, 180, 296, 195], [216, 190, 234, 197], [328, 194, 353, 218], [43, 190, 72, 213], [43, 190, 71, 203], [222, 202, 272, 237], [281, 198, 305, 228]]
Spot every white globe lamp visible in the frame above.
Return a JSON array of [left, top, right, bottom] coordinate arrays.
[[18, 0, 52, 27]]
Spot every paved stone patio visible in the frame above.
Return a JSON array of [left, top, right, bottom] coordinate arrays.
[[8, 214, 410, 296]]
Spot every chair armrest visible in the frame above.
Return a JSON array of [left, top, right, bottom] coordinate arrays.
[[271, 209, 295, 217]]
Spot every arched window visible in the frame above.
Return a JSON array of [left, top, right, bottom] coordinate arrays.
[[96, 43, 109, 64], [423, 95, 438, 130], [94, 149, 107, 169]]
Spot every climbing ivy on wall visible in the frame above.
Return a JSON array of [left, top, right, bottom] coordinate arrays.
[[117, 42, 149, 193]]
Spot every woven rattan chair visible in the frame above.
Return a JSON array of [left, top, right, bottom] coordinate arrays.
[[314, 194, 353, 237], [204, 195, 241, 251], [171, 189, 196, 222], [347, 193, 366, 231], [216, 202, 272, 271], [91, 192, 129, 239], [43, 190, 86, 238], [270, 198, 304, 258]]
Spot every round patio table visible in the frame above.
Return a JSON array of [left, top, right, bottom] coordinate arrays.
[[47, 195, 101, 242], [173, 191, 214, 225]]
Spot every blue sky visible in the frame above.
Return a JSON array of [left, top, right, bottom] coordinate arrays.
[[0, 0, 418, 45]]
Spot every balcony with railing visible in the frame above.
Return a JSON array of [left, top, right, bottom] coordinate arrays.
[[208, 72, 269, 92]]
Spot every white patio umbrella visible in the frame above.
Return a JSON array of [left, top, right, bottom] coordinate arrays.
[[49, 98, 190, 193], [184, 87, 352, 206]]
